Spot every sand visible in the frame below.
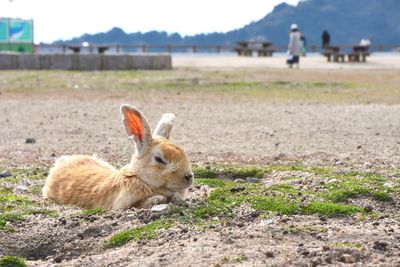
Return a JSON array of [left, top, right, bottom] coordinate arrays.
[[173, 53, 400, 70]]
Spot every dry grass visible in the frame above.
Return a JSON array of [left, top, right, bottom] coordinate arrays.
[[0, 68, 399, 104]]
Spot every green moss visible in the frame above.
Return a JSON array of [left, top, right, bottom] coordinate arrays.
[[82, 208, 106, 216], [0, 182, 56, 231], [234, 255, 248, 263], [192, 165, 218, 178], [0, 192, 33, 212], [303, 202, 363, 216], [192, 179, 301, 216], [332, 242, 362, 250], [4, 168, 48, 183], [30, 186, 42, 195], [243, 195, 300, 214], [0, 256, 27, 267], [194, 187, 235, 218], [24, 208, 57, 217], [220, 165, 266, 178], [324, 183, 370, 202], [322, 171, 394, 203], [0, 212, 24, 224], [195, 178, 227, 188], [267, 184, 302, 195], [107, 220, 172, 248], [372, 191, 392, 201]]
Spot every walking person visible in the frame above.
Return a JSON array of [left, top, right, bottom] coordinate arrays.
[[287, 24, 301, 68]]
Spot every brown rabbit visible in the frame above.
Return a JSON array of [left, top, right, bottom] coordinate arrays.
[[42, 104, 193, 210]]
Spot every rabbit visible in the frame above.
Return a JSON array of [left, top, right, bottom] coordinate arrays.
[[42, 104, 193, 210]]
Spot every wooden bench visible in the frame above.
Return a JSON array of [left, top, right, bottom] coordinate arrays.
[[235, 41, 276, 57], [97, 46, 109, 54], [347, 45, 370, 62], [67, 46, 81, 54], [323, 46, 345, 62]]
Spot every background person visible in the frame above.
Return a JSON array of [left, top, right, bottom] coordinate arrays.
[[287, 24, 302, 68], [300, 31, 307, 56], [322, 30, 330, 48]]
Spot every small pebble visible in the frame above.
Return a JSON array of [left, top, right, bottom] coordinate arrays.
[[236, 222, 245, 228], [260, 219, 274, 225], [150, 204, 169, 213], [25, 138, 36, 144], [364, 205, 373, 212], [53, 255, 63, 263], [230, 186, 245, 193], [373, 241, 388, 251], [339, 254, 356, 264], [0, 170, 12, 178], [265, 251, 274, 258], [326, 179, 338, 184], [246, 177, 260, 183]]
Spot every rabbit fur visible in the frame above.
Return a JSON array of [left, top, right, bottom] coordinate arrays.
[[42, 104, 193, 210]]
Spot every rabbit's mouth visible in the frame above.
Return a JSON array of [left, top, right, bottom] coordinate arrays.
[[167, 182, 192, 191], [167, 184, 191, 191]]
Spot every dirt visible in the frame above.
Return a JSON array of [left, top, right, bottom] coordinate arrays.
[[1, 92, 399, 168], [1, 174, 399, 267], [0, 67, 400, 266]]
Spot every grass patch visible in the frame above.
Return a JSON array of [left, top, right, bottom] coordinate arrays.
[[303, 202, 363, 216], [30, 186, 42, 195], [242, 195, 300, 214], [107, 220, 172, 248], [234, 255, 248, 263], [195, 178, 228, 188], [371, 191, 392, 201], [81, 208, 106, 216], [0, 168, 56, 232], [193, 164, 299, 179], [0, 256, 27, 267], [1, 168, 48, 184], [1, 69, 399, 104], [0, 212, 24, 232], [332, 242, 362, 250], [192, 163, 398, 218], [0, 191, 33, 212], [322, 171, 395, 203]]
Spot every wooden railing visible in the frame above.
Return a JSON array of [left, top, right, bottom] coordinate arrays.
[[33, 43, 400, 54]]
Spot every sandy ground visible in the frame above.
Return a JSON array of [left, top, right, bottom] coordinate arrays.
[[173, 53, 400, 70], [0, 58, 400, 266], [1, 93, 399, 168]]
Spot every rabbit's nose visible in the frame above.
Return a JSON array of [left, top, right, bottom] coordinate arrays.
[[184, 172, 193, 184]]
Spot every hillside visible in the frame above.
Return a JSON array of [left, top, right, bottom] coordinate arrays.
[[54, 0, 400, 46]]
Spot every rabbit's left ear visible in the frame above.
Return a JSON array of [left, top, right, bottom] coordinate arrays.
[[153, 113, 175, 139], [120, 104, 152, 157]]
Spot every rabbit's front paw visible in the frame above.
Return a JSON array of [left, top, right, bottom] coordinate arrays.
[[141, 195, 168, 208]]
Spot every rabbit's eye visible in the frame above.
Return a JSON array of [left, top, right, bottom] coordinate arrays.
[[154, 156, 167, 165]]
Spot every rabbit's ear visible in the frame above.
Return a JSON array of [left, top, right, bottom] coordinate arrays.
[[153, 113, 175, 139], [120, 104, 152, 156]]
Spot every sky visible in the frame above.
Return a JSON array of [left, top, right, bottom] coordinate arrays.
[[1, 0, 300, 43]]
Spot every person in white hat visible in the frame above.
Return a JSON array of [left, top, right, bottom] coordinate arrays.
[[287, 23, 302, 68]]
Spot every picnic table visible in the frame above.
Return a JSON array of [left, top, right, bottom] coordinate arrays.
[[67, 46, 81, 54], [97, 46, 109, 54], [323, 45, 370, 63], [322, 46, 345, 62], [234, 41, 276, 57], [348, 45, 370, 62], [67, 45, 110, 54]]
